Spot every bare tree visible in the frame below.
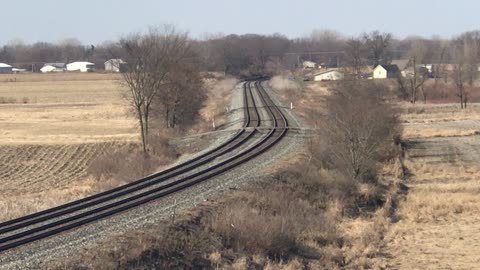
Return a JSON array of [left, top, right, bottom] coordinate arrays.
[[407, 47, 428, 104], [153, 60, 206, 129], [451, 43, 469, 109], [428, 41, 448, 102], [463, 35, 479, 88], [121, 26, 193, 153], [320, 81, 399, 181], [363, 31, 392, 66], [344, 38, 366, 79]]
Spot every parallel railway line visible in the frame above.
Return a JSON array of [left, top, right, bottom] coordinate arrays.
[[0, 80, 288, 252]]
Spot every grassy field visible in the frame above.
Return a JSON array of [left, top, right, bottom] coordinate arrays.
[[0, 73, 139, 221], [0, 73, 136, 145], [386, 102, 480, 269]]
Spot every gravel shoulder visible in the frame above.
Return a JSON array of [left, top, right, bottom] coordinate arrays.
[[0, 81, 306, 270]]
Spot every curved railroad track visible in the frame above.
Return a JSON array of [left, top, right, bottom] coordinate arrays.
[[0, 79, 288, 252]]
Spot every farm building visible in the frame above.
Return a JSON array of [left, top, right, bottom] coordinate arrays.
[[104, 59, 126, 73], [12, 68, 27, 73], [40, 63, 66, 73], [373, 64, 400, 79], [66, 62, 95, 72], [313, 70, 344, 81], [0, 63, 13, 74], [303, 61, 318, 69]]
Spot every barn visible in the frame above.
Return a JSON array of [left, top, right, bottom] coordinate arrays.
[[104, 59, 126, 73], [66, 62, 95, 72], [373, 64, 400, 79], [0, 63, 13, 74], [313, 70, 344, 81], [40, 63, 66, 73]]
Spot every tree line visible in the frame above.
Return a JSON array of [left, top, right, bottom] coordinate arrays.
[[2, 27, 480, 153], [2, 29, 480, 80]]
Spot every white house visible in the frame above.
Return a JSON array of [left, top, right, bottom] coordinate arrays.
[[0, 63, 13, 74], [303, 61, 318, 69], [66, 62, 95, 72], [40, 63, 66, 73], [104, 59, 126, 73], [313, 70, 344, 81], [373, 64, 400, 79]]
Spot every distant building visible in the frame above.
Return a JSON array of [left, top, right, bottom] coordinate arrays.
[[373, 64, 400, 79], [302, 61, 318, 69], [313, 70, 344, 81], [40, 63, 66, 73], [401, 66, 430, 78], [104, 59, 126, 73], [66, 61, 95, 72], [12, 68, 27, 73], [0, 63, 13, 74]]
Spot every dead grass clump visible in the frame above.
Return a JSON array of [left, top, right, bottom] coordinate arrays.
[[50, 219, 219, 270], [208, 202, 301, 261], [0, 96, 17, 104], [88, 135, 179, 183]]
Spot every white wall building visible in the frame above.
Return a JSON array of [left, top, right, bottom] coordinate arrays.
[[66, 62, 95, 72], [40, 63, 66, 73], [0, 63, 13, 74], [313, 70, 344, 81], [303, 61, 318, 69], [104, 59, 126, 73], [373, 65, 400, 79]]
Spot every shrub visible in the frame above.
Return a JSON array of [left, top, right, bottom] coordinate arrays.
[[318, 81, 400, 182], [87, 136, 179, 184]]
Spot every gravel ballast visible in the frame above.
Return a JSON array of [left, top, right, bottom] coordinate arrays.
[[0, 81, 306, 269]]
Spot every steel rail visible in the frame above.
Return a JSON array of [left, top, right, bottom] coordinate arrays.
[[0, 80, 288, 252], [0, 82, 257, 232]]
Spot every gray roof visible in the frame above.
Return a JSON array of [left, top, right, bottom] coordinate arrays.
[[377, 64, 400, 73], [105, 59, 126, 64]]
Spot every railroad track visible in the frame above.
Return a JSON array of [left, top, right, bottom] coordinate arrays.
[[0, 80, 288, 252]]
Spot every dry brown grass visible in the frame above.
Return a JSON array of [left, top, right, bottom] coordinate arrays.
[[385, 102, 480, 269], [402, 127, 479, 139], [0, 72, 121, 83], [0, 73, 136, 145], [269, 76, 330, 128], [1, 176, 101, 222], [197, 76, 238, 132]]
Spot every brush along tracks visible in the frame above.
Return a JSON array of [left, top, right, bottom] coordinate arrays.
[[0, 80, 288, 253]]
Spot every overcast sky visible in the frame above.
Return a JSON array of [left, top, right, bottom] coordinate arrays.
[[0, 0, 478, 44]]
